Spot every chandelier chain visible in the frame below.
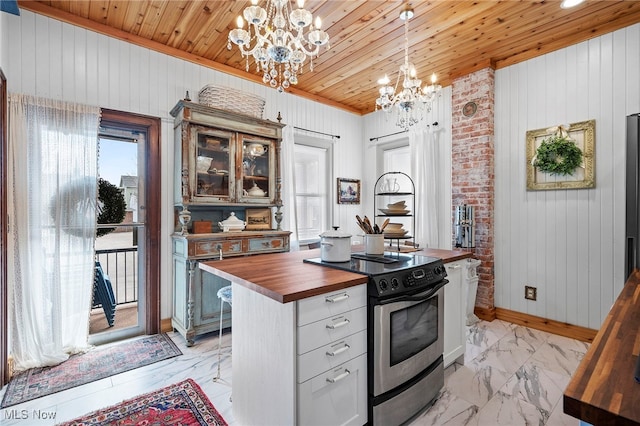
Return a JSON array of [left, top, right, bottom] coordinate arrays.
[[404, 17, 409, 73]]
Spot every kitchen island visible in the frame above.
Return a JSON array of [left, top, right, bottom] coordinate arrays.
[[199, 247, 473, 425], [563, 269, 640, 425]]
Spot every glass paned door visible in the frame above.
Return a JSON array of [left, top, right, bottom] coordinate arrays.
[[195, 129, 232, 200], [239, 134, 273, 204], [90, 127, 146, 344]]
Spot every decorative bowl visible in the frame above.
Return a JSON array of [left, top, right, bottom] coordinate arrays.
[[383, 230, 409, 237], [379, 208, 410, 215]]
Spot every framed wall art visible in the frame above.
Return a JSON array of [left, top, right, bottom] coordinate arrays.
[[526, 119, 595, 190], [245, 208, 272, 230], [337, 178, 360, 204]]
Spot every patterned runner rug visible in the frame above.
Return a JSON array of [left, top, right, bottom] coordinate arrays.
[[58, 379, 228, 426], [1, 333, 182, 408]]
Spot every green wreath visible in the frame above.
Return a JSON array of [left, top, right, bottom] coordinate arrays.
[[53, 178, 126, 238], [533, 136, 583, 176], [96, 178, 127, 237]]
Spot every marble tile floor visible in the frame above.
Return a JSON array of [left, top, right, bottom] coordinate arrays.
[[411, 319, 590, 426], [0, 319, 589, 426], [0, 331, 235, 425]]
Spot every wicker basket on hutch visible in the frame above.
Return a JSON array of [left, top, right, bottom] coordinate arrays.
[[198, 84, 266, 119]]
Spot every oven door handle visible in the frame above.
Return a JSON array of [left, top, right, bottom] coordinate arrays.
[[378, 279, 448, 305]]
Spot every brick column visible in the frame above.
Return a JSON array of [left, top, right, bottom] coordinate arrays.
[[451, 68, 495, 319]]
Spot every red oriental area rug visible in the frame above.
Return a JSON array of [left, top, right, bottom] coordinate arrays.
[[58, 379, 228, 426], [1, 333, 181, 408]]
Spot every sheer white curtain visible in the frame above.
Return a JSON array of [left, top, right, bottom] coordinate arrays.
[[280, 125, 300, 250], [8, 94, 100, 371], [410, 128, 441, 248]]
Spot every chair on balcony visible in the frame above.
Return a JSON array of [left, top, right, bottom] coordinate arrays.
[[93, 261, 117, 327], [213, 285, 232, 384]]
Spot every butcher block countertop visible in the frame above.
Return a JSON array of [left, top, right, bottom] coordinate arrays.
[[199, 247, 473, 304], [563, 269, 640, 425]]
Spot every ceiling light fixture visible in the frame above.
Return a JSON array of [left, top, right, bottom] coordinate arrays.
[[375, 5, 441, 131], [228, 0, 330, 93]]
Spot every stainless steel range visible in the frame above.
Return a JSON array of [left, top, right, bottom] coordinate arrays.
[[304, 252, 448, 425]]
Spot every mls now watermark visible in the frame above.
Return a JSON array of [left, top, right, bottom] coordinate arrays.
[[3, 408, 57, 421]]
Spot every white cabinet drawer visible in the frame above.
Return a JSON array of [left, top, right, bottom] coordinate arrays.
[[297, 353, 368, 426], [297, 306, 367, 355], [297, 330, 367, 383], [297, 284, 367, 327]]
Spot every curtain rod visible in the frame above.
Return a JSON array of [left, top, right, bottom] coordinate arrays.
[[294, 126, 340, 139], [369, 130, 405, 142], [369, 122, 439, 142]]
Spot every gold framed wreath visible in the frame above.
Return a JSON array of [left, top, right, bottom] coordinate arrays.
[[526, 120, 595, 190]]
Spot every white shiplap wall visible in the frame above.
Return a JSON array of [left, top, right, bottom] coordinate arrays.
[[495, 23, 640, 329], [1, 10, 364, 320], [0, 13, 4, 66]]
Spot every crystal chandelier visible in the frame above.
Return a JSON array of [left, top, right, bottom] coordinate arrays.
[[228, 0, 330, 93], [375, 5, 441, 130]]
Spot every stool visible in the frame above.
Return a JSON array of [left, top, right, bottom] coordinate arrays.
[[214, 285, 232, 383]]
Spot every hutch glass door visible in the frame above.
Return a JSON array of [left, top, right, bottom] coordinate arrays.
[[195, 128, 233, 202]]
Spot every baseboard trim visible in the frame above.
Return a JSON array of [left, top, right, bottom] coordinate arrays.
[[474, 306, 496, 322], [160, 318, 173, 334], [494, 307, 597, 343]]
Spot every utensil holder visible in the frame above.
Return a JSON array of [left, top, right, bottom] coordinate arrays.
[[364, 234, 384, 255]]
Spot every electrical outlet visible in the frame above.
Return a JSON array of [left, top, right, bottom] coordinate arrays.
[[525, 286, 537, 301]]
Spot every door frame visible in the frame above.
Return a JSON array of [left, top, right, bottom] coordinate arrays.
[[100, 109, 161, 335], [0, 69, 7, 386]]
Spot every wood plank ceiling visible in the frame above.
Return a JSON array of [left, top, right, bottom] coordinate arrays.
[[17, 0, 640, 115]]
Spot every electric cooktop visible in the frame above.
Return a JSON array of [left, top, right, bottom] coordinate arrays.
[[304, 253, 447, 297], [303, 252, 440, 276]]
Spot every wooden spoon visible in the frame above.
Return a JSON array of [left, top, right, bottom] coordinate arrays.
[[355, 215, 369, 233], [380, 218, 390, 233], [363, 216, 374, 234]]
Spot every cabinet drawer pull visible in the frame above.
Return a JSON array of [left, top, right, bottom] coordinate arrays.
[[447, 264, 462, 270], [325, 293, 349, 303], [326, 318, 350, 329], [326, 369, 350, 384], [326, 344, 350, 357]]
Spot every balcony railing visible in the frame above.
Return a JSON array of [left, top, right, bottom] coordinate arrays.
[[95, 247, 138, 305]]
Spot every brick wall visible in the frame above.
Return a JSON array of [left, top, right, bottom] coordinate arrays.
[[451, 68, 495, 312]]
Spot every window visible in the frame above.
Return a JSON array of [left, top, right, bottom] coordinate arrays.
[[382, 144, 410, 178], [294, 142, 330, 242], [379, 142, 413, 190]]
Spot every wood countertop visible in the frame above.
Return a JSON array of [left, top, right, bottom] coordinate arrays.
[[563, 269, 640, 425], [420, 248, 475, 263], [199, 247, 474, 304]]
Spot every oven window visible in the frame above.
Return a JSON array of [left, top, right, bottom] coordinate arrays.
[[389, 296, 438, 366]]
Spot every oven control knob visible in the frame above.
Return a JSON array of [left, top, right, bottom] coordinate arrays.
[[378, 279, 389, 292], [390, 277, 400, 289], [434, 265, 445, 276]]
